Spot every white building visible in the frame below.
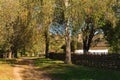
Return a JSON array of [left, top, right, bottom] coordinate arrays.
[[75, 49, 108, 54]]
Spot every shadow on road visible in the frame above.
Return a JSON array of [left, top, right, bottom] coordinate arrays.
[[14, 57, 52, 80]]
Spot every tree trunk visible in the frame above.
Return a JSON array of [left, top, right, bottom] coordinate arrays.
[[65, 28, 71, 64], [11, 47, 18, 58], [83, 35, 89, 54], [83, 29, 94, 54], [83, 37, 92, 54], [83, 45, 89, 54], [64, 0, 72, 64], [20, 52, 23, 57], [8, 51, 12, 59], [3, 52, 8, 58], [45, 31, 49, 58], [13, 50, 17, 58]]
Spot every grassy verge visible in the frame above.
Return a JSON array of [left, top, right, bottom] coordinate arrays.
[[0, 58, 15, 80], [35, 58, 120, 80]]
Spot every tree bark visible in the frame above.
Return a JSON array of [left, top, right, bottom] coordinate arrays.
[[65, 25, 72, 64], [45, 31, 49, 58], [11, 47, 18, 58], [8, 51, 12, 59], [3, 52, 8, 58], [13, 49, 17, 58], [64, 0, 72, 64], [83, 30, 94, 54], [83, 40, 88, 54], [82, 15, 95, 54]]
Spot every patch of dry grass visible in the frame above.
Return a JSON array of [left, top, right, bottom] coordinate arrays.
[[0, 60, 15, 80]]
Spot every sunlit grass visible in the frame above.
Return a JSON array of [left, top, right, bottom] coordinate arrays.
[[35, 58, 120, 80], [0, 58, 16, 64], [35, 58, 63, 68]]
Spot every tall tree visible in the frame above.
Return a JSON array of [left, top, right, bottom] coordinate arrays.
[[51, 0, 72, 64], [102, 0, 120, 53], [71, 0, 115, 54], [36, 0, 54, 58], [64, 0, 72, 64], [0, 0, 20, 58]]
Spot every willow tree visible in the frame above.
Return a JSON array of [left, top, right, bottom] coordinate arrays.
[[35, 0, 54, 58], [0, 0, 20, 58], [71, 0, 116, 54], [102, 0, 120, 53], [51, 0, 72, 64], [9, 0, 42, 57]]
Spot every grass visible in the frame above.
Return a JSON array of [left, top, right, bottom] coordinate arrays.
[[35, 58, 120, 80], [0, 58, 15, 80], [0, 58, 16, 64]]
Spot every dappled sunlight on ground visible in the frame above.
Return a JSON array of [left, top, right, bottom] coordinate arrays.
[[1, 58, 120, 80], [14, 58, 52, 80], [35, 58, 120, 80]]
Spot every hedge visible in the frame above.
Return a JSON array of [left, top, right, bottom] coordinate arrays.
[[48, 52, 120, 70]]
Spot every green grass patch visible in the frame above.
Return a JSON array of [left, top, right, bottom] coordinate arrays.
[[34, 58, 63, 68], [0, 58, 16, 64], [35, 58, 120, 80]]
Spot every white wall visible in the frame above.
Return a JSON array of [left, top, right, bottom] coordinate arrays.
[[74, 49, 108, 54]]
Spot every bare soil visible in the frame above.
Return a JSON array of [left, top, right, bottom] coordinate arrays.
[[14, 58, 52, 80]]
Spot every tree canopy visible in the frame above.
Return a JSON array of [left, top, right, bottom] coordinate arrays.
[[0, 0, 120, 60]]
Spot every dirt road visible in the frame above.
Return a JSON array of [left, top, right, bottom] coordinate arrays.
[[14, 58, 51, 80]]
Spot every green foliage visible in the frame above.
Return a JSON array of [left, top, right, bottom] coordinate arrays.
[[0, 0, 53, 57], [71, 38, 78, 52], [101, 1, 120, 53], [70, 0, 118, 53], [0, 0, 120, 57], [49, 35, 65, 53], [53, 0, 65, 24], [76, 42, 82, 49], [102, 19, 120, 53], [0, 58, 16, 64], [0, 0, 20, 53]]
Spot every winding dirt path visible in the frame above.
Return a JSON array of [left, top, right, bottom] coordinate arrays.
[[13, 58, 51, 80]]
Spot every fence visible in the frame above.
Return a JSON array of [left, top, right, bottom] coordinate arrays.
[[48, 52, 120, 70]]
